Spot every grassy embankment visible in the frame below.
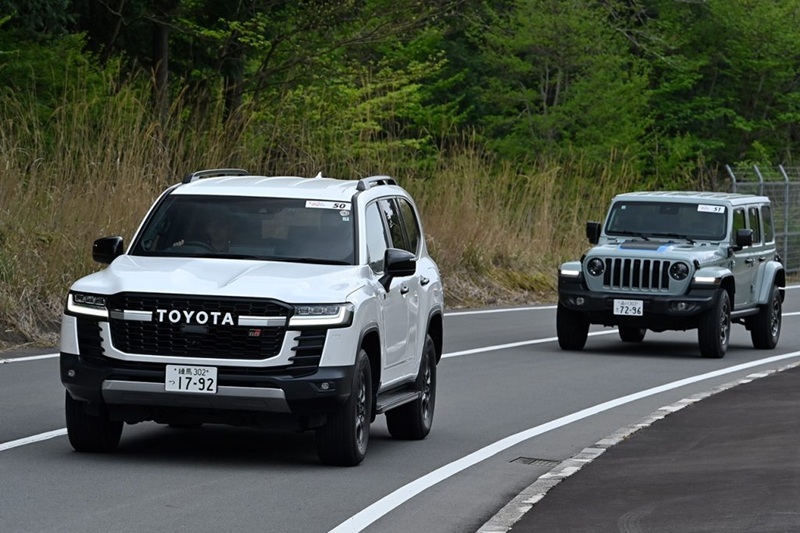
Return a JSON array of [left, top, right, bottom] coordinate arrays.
[[0, 78, 641, 348]]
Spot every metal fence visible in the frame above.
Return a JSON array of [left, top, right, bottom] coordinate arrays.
[[725, 165, 800, 274]]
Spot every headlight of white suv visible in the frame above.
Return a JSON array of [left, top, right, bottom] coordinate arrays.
[[288, 303, 354, 328], [67, 292, 109, 318]]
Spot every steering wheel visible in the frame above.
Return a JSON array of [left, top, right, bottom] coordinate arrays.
[[177, 240, 216, 251]]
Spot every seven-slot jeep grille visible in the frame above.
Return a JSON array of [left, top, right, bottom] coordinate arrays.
[[600, 258, 672, 291], [106, 294, 292, 360]]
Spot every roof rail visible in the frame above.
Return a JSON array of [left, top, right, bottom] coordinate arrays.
[[356, 175, 397, 191], [182, 168, 250, 184]]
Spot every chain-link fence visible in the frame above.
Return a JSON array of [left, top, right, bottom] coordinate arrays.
[[725, 165, 800, 274]]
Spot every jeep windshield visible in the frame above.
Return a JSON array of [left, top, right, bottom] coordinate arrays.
[[605, 201, 727, 241], [130, 195, 355, 265]]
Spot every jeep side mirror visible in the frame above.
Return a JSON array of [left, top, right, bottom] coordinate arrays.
[[586, 222, 602, 245], [378, 248, 416, 291], [734, 228, 753, 250], [92, 236, 125, 264]]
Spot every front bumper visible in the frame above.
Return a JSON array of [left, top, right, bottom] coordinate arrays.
[[61, 351, 354, 427], [558, 277, 718, 330]]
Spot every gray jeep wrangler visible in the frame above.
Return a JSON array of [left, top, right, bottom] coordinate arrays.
[[557, 191, 785, 358]]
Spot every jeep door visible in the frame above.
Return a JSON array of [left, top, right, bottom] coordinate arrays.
[[731, 206, 759, 308]]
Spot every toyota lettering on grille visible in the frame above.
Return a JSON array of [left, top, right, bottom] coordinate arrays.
[[155, 309, 235, 326]]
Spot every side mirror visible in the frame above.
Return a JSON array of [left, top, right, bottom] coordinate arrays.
[[92, 236, 125, 264], [378, 248, 416, 291], [734, 228, 753, 250], [586, 222, 602, 245]]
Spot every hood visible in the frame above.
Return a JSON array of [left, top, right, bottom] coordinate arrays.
[[590, 241, 726, 264], [70, 255, 366, 303]]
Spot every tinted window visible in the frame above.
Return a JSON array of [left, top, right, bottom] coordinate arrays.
[[397, 198, 420, 255], [606, 201, 727, 241], [748, 206, 761, 245], [762, 205, 775, 242], [379, 199, 407, 250], [365, 202, 389, 273], [732, 208, 746, 243]]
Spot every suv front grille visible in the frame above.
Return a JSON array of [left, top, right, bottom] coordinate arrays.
[[106, 294, 292, 360], [601, 258, 672, 291]]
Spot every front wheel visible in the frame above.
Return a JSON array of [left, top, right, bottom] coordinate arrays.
[[386, 335, 437, 440], [65, 391, 123, 453], [750, 285, 782, 349], [316, 349, 372, 466], [698, 289, 731, 358], [557, 303, 589, 351]]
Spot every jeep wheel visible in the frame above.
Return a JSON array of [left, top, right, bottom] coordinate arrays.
[[556, 303, 589, 351], [65, 391, 123, 453], [750, 285, 782, 349], [619, 327, 646, 343], [386, 335, 436, 440], [698, 289, 731, 358], [316, 349, 372, 466]]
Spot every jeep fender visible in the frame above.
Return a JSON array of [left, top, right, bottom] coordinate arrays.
[[753, 261, 786, 305], [693, 265, 735, 299]]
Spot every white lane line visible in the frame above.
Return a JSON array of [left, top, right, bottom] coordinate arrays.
[[447, 306, 555, 316], [0, 352, 59, 364], [0, 429, 67, 452], [442, 329, 618, 359], [328, 349, 800, 533]]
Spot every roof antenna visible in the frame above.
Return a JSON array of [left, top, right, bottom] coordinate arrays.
[[314, 171, 323, 179]]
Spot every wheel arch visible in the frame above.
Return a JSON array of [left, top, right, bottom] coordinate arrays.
[[359, 328, 381, 421], [426, 310, 444, 364]]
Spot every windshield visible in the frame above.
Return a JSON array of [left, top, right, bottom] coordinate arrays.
[[605, 201, 727, 241], [130, 195, 355, 264]]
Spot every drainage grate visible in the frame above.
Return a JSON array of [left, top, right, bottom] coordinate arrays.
[[511, 457, 560, 468]]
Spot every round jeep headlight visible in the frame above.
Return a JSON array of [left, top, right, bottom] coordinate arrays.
[[669, 262, 690, 281], [586, 258, 605, 277]]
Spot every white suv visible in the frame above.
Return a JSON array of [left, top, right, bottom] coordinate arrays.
[[60, 169, 444, 466]]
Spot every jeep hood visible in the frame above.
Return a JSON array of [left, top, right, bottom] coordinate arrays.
[[70, 255, 366, 302], [590, 241, 726, 263]]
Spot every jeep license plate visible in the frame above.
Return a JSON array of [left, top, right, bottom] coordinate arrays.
[[165, 365, 218, 394], [613, 299, 643, 316]]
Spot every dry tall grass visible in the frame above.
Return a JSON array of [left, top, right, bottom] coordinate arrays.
[[0, 79, 640, 347]]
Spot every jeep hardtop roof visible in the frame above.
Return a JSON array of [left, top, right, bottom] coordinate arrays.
[[173, 170, 401, 202], [612, 191, 770, 206]]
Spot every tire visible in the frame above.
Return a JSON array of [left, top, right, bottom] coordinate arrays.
[[698, 289, 731, 358], [386, 335, 437, 440], [619, 327, 646, 343], [316, 349, 372, 466], [65, 391, 123, 453], [556, 303, 589, 351], [750, 285, 782, 349]]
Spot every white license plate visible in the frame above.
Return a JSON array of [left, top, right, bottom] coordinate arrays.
[[165, 365, 217, 394], [613, 299, 643, 316]]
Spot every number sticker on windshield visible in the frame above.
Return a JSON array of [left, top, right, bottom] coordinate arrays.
[[305, 200, 351, 210], [698, 204, 725, 213]]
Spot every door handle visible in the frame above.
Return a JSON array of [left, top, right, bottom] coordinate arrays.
[[758, 256, 766, 262], [420, 276, 430, 286], [745, 258, 755, 265]]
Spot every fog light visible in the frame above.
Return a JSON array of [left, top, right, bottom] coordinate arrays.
[[318, 381, 334, 391], [67, 369, 76, 377], [676, 302, 688, 311], [576, 297, 585, 306]]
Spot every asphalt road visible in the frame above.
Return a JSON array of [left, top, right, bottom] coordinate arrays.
[[2, 286, 799, 533]]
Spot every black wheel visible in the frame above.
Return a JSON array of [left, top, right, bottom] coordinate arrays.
[[386, 335, 437, 440], [316, 349, 372, 466], [698, 289, 731, 358], [750, 285, 782, 349], [619, 326, 646, 343], [65, 391, 123, 453], [557, 303, 589, 351]]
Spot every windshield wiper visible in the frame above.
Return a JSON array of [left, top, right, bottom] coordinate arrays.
[[270, 257, 351, 265], [648, 232, 695, 244], [609, 230, 650, 241]]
